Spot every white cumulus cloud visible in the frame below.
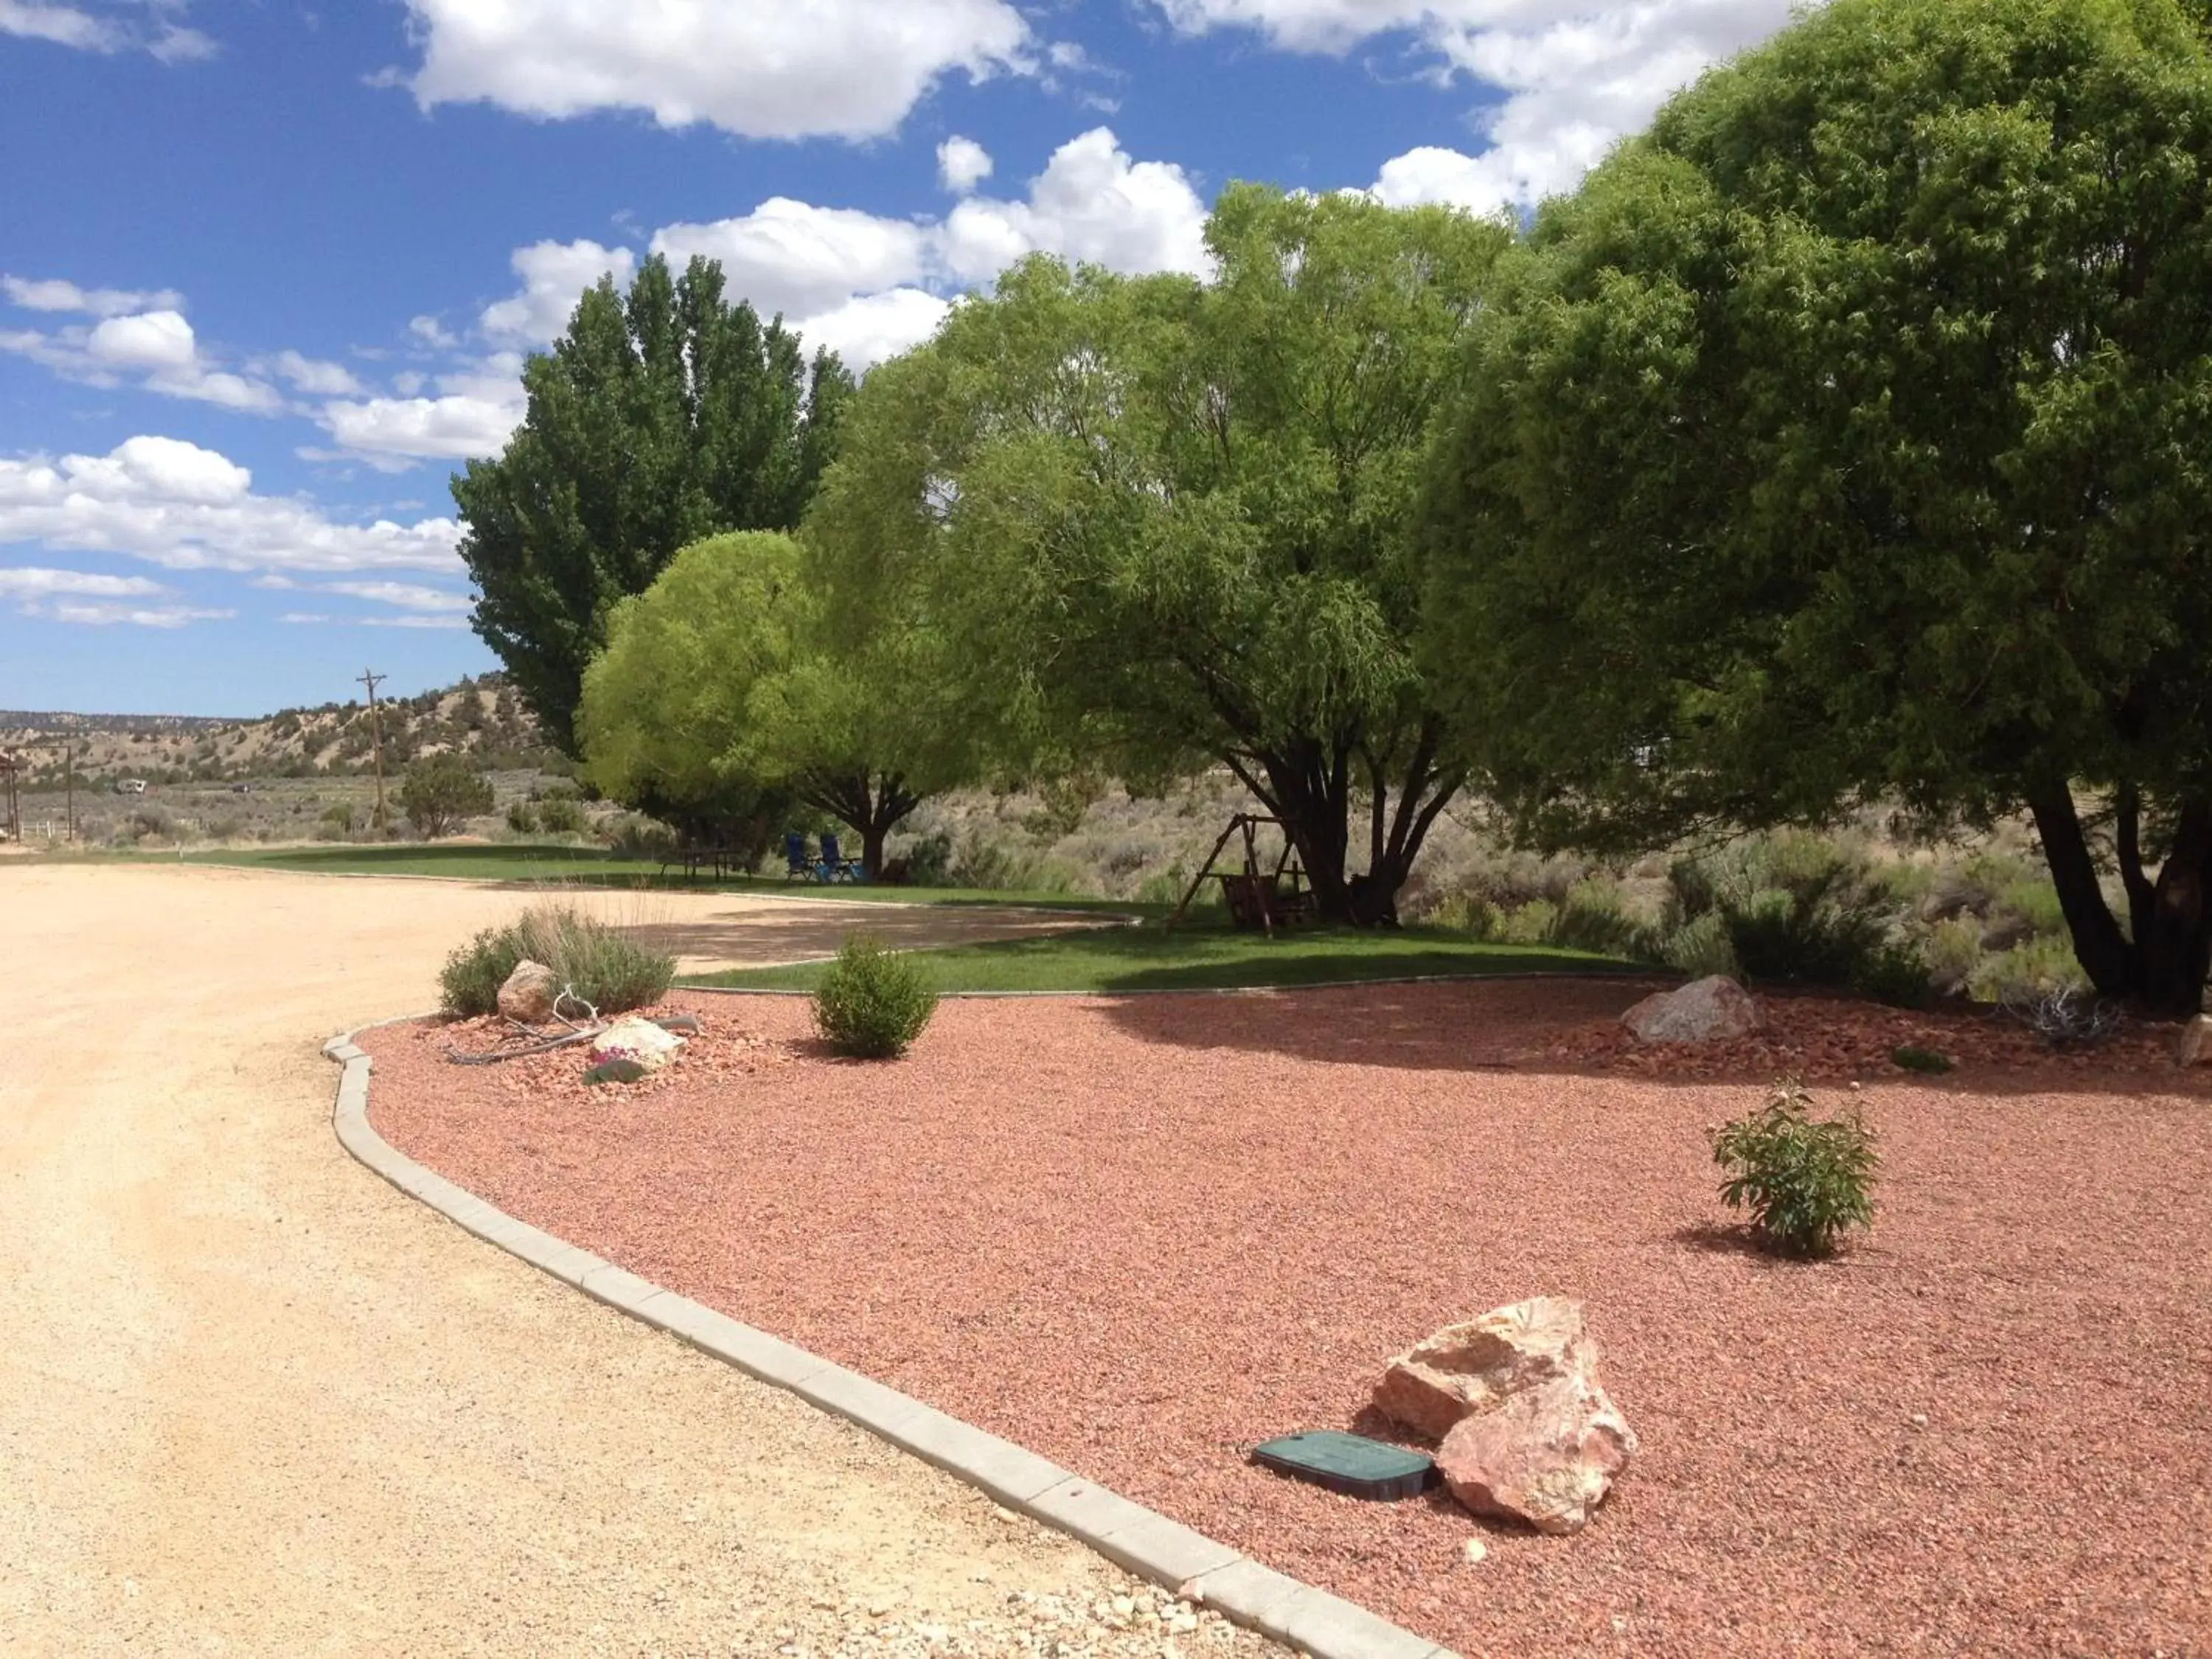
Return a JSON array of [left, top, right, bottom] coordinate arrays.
[[321, 580, 473, 613], [935, 127, 1209, 285], [3, 274, 187, 316], [0, 565, 168, 598], [400, 0, 1034, 142], [1150, 1, 1798, 214], [2, 305, 288, 415], [0, 0, 212, 60], [479, 240, 638, 347], [0, 436, 463, 575], [31, 599, 234, 627], [938, 135, 995, 195], [87, 308, 198, 371], [653, 204, 933, 325]]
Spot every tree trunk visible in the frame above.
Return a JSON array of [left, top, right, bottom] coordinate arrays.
[[2027, 783, 2212, 1016], [801, 768, 921, 882], [1228, 719, 1461, 928]]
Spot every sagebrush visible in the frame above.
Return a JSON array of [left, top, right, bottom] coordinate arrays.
[[812, 935, 939, 1059], [439, 904, 673, 1018], [1710, 1080, 1879, 1259]]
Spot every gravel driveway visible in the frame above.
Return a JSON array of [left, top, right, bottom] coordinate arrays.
[[0, 863, 1279, 1658]]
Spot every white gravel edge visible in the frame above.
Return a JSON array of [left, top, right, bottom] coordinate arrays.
[[324, 1019, 1458, 1659]]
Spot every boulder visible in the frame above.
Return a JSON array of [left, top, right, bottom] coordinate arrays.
[[1621, 975, 1762, 1044], [1374, 1296, 1599, 1442], [2178, 1015, 2212, 1067], [588, 1015, 685, 1075], [496, 959, 559, 1023], [1436, 1374, 1638, 1535]]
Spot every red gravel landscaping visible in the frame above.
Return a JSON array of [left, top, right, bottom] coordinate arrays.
[[362, 982, 2212, 1658]]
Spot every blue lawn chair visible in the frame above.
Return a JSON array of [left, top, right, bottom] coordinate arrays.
[[818, 832, 862, 883], [785, 831, 812, 880]]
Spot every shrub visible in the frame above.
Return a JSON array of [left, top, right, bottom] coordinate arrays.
[[1661, 909, 1739, 978], [812, 935, 939, 1059], [505, 799, 538, 834], [600, 813, 678, 861], [1709, 1079, 1879, 1259], [400, 754, 494, 838], [1544, 879, 1645, 957], [438, 904, 674, 1019], [1852, 939, 1933, 1009], [320, 801, 357, 836], [535, 795, 585, 835], [1891, 1045, 1953, 1075]]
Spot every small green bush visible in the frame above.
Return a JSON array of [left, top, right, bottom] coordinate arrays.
[[505, 799, 538, 834], [535, 795, 585, 835], [439, 904, 674, 1019], [320, 801, 357, 835], [1853, 939, 1933, 1009], [1891, 1045, 1953, 1075], [400, 754, 494, 838], [813, 935, 939, 1059], [1710, 1079, 1879, 1259]]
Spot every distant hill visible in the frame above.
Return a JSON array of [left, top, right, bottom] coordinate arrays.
[[0, 675, 553, 787]]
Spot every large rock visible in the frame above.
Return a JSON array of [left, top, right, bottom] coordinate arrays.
[[496, 959, 558, 1023], [1436, 1374, 1639, 1535], [1621, 975, 1762, 1044], [2177, 1015, 2212, 1067], [588, 1015, 684, 1074], [1374, 1296, 1598, 1441]]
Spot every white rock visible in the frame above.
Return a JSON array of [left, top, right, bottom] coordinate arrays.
[[588, 1015, 684, 1074], [2176, 1015, 2212, 1066]]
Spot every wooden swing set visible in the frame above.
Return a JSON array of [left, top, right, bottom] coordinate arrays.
[[1169, 813, 1318, 933]]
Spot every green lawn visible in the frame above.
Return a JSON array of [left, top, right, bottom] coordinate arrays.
[[156, 842, 1159, 914], [685, 922, 1638, 995]]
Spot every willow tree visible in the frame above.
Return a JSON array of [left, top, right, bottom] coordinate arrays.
[[1423, 0, 2212, 1012], [577, 530, 976, 876], [453, 254, 852, 754], [806, 184, 1511, 924]]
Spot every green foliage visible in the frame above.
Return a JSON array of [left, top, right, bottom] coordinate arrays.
[[598, 813, 678, 862], [1891, 1045, 1954, 1075], [438, 904, 674, 1018], [1711, 1081, 1879, 1259], [319, 801, 356, 835], [1422, 0, 2212, 1012], [808, 184, 1513, 923], [577, 527, 973, 876], [398, 754, 494, 838], [535, 795, 585, 835], [811, 935, 939, 1059], [505, 799, 538, 835], [1854, 940, 1935, 1009], [453, 253, 852, 752]]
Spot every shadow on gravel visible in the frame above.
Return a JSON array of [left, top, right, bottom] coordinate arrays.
[[1099, 975, 1656, 1074]]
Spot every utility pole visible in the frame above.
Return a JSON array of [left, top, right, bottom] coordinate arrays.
[[64, 743, 75, 841], [357, 668, 388, 832]]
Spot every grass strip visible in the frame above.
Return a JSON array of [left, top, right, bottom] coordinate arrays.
[[685, 923, 1638, 995]]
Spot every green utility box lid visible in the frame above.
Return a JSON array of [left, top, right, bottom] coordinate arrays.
[[1251, 1431, 1438, 1500]]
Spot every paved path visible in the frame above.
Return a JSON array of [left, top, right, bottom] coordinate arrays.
[[0, 864, 1258, 1656]]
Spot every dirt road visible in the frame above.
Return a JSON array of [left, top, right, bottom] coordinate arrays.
[[0, 864, 1257, 1656]]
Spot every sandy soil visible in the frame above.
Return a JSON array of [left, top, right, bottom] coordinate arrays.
[[0, 863, 1276, 1658], [366, 984, 2212, 1659]]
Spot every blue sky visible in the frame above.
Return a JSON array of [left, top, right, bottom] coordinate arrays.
[[0, 0, 1792, 716]]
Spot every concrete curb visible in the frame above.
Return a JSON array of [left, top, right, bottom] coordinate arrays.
[[324, 1020, 1458, 1659]]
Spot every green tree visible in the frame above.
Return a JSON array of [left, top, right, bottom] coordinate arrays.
[[807, 184, 1512, 923], [453, 254, 853, 754], [577, 531, 973, 876], [399, 754, 495, 839], [1422, 0, 2212, 1012]]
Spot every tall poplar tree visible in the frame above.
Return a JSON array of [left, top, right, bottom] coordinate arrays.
[[451, 254, 852, 753]]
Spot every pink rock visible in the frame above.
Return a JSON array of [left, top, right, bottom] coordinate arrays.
[[1436, 1374, 1639, 1535], [1621, 975, 1762, 1043], [1374, 1296, 1598, 1441]]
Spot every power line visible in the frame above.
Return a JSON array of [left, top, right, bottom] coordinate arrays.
[[357, 668, 388, 831]]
